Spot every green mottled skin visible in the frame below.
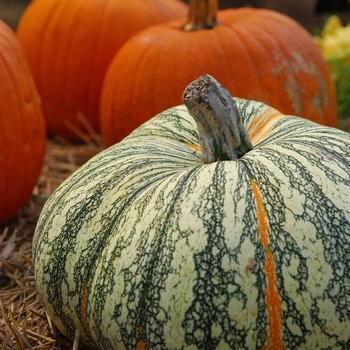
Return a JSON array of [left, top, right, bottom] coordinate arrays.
[[33, 98, 350, 349]]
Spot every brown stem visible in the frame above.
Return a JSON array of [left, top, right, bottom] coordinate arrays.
[[182, 0, 219, 31], [183, 74, 253, 163]]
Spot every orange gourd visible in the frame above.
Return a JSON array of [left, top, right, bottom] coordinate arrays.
[[100, 0, 337, 147], [0, 20, 46, 223], [16, 0, 188, 140]]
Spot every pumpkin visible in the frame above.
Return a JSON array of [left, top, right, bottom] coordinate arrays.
[[0, 20, 46, 223], [34, 74, 350, 349], [16, 0, 187, 140], [100, 0, 337, 147]]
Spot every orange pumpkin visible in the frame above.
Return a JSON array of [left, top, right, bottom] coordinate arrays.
[[100, 0, 337, 147], [16, 0, 188, 140], [0, 20, 46, 223]]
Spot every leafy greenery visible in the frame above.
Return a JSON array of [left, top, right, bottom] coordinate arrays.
[[311, 14, 350, 128], [328, 58, 350, 125]]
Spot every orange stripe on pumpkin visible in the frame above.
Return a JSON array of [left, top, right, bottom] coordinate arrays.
[[251, 179, 283, 349], [81, 281, 90, 337], [137, 340, 146, 350], [184, 142, 201, 152], [247, 107, 285, 146], [137, 326, 146, 350]]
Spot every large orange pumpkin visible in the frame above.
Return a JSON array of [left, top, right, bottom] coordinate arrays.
[[100, 0, 337, 147], [0, 20, 46, 223], [16, 0, 188, 140]]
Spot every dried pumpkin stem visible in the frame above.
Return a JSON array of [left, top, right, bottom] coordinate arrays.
[[182, 0, 218, 31], [183, 74, 253, 163]]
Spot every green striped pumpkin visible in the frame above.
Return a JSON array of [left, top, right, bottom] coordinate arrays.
[[33, 75, 350, 349]]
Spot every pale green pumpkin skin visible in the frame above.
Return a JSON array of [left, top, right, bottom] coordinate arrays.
[[33, 98, 350, 349]]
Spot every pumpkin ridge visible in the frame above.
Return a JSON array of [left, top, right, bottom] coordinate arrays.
[[134, 168, 202, 348], [217, 21, 264, 97], [212, 25, 241, 85], [225, 21, 262, 79], [180, 163, 235, 348], [61, 0, 102, 118], [84, 0, 113, 118], [119, 33, 162, 142], [151, 31, 177, 118], [28, 0, 62, 92], [143, 0, 162, 23], [90, 166, 202, 347], [39, 0, 73, 107]]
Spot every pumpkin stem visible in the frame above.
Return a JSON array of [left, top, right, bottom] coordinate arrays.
[[183, 74, 253, 163], [182, 0, 219, 31]]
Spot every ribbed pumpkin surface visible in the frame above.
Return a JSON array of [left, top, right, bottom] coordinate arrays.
[[16, 0, 187, 139], [34, 98, 350, 349], [0, 20, 46, 223], [100, 7, 337, 146]]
